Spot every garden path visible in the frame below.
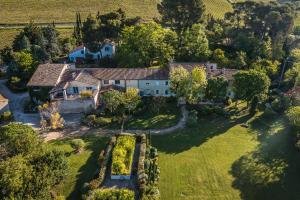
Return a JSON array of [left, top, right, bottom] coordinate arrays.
[[43, 106, 188, 141]]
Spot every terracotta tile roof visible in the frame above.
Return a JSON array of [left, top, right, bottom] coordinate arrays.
[[169, 62, 207, 72], [0, 93, 8, 102], [86, 68, 169, 80], [27, 63, 67, 87], [285, 86, 300, 97], [210, 69, 239, 81]]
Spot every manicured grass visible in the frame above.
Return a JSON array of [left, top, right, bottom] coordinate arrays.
[[48, 136, 109, 199], [152, 110, 300, 200]]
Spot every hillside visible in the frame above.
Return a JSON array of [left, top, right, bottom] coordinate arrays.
[[0, 0, 232, 24]]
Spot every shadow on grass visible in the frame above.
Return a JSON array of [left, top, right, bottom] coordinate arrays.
[[152, 113, 252, 154], [230, 113, 300, 200], [67, 136, 108, 200]]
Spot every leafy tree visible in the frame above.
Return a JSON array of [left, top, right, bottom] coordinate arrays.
[[102, 90, 122, 114], [176, 24, 211, 62], [73, 12, 83, 45], [169, 66, 190, 98], [286, 106, 300, 129], [0, 123, 68, 199], [117, 22, 177, 67], [233, 70, 271, 105], [188, 67, 207, 103], [211, 48, 229, 67], [0, 123, 40, 159], [122, 88, 141, 115], [158, 0, 206, 35], [233, 51, 247, 69], [285, 64, 300, 87], [205, 77, 229, 102], [82, 14, 100, 52], [12, 33, 31, 51], [170, 66, 207, 103], [251, 59, 280, 78], [0, 46, 14, 65]]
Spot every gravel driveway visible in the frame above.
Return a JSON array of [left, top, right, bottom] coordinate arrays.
[[0, 80, 40, 127]]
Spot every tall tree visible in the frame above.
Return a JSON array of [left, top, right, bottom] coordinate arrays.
[[158, 0, 206, 35], [233, 70, 271, 105], [117, 22, 177, 67], [176, 24, 211, 62], [205, 77, 229, 102], [82, 14, 100, 52]]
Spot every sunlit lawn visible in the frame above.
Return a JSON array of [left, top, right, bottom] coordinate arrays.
[[48, 136, 109, 200], [152, 109, 300, 200]]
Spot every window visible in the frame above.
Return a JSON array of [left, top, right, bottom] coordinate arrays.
[[156, 90, 159, 95], [115, 80, 120, 85], [73, 87, 79, 94], [105, 47, 110, 52], [86, 87, 93, 90], [146, 82, 150, 86], [210, 65, 214, 70], [165, 81, 169, 86], [81, 50, 84, 54], [165, 90, 169, 95], [104, 80, 109, 84]]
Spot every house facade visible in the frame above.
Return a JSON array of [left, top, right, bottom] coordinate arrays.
[[68, 40, 116, 63], [27, 62, 238, 113]]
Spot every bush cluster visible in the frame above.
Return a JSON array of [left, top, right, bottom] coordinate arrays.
[[89, 188, 134, 200], [138, 134, 160, 200], [0, 111, 13, 122], [111, 135, 136, 175]]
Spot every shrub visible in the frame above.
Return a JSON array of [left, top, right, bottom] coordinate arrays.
[[0, 111, 13, 121], [89, 188, 134, 200], [286, 106, 300, 128], [187, 110, 198, 127], [295, 139, 300, 151], [70, 139, 85, 153], [271, 95, 290, 113], [82, 115, 111, 127], [80, 90, 93, 99], [111, 135, 136, 175]]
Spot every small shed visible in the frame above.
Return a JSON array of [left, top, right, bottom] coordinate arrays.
[[0, 94, 9, 114]]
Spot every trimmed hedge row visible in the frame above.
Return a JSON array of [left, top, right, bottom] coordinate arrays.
[[137, 134, 147, 189], [88, 188, 134, 200], [88, 136, 116, 191]]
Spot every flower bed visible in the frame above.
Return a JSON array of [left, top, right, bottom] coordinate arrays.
[[111, 134, 136, 179]]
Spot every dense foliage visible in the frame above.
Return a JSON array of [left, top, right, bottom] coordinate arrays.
[[116, 22, 177, 67], [111, 135, 136, 175], [0, 123, 68, 199], [89, 188, 134, 200], [233, 70, 271, 104], [286, 106, 300, 129]]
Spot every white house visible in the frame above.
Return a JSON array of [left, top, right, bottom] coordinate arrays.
[[28, 62, 239, 113], [68, 40, 116, 63]]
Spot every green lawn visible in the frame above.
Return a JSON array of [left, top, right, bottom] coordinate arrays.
[[152, 111, 300, 200], [103, 101, 181, 130], [48, 136, 109, 200]]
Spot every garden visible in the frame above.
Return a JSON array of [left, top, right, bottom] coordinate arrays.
[[111, 134, 136, 179], [82, 96, 181, 130]]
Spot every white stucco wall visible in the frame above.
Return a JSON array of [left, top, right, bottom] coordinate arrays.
[[69, 48, 86, 62], [0, 101, 10, 114], [138, 80, 170, 96]]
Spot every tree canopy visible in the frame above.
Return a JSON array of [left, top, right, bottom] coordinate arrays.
[[233, 70, 271, 103]]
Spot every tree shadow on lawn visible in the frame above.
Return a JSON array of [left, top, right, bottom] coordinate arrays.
[[67, 136, 108, 200], [152, 113, 252, 154], [230, 113, 300, 200]]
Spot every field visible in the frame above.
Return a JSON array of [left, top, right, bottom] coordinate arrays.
[[0, 0, 231, 24], [49, 136, 108, 199], [152, 111, 300, 200], [0, 28, 73, 49]]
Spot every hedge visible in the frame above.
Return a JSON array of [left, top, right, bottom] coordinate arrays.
[[88, 136, 116, 190], [88, 188, 134, 200]]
